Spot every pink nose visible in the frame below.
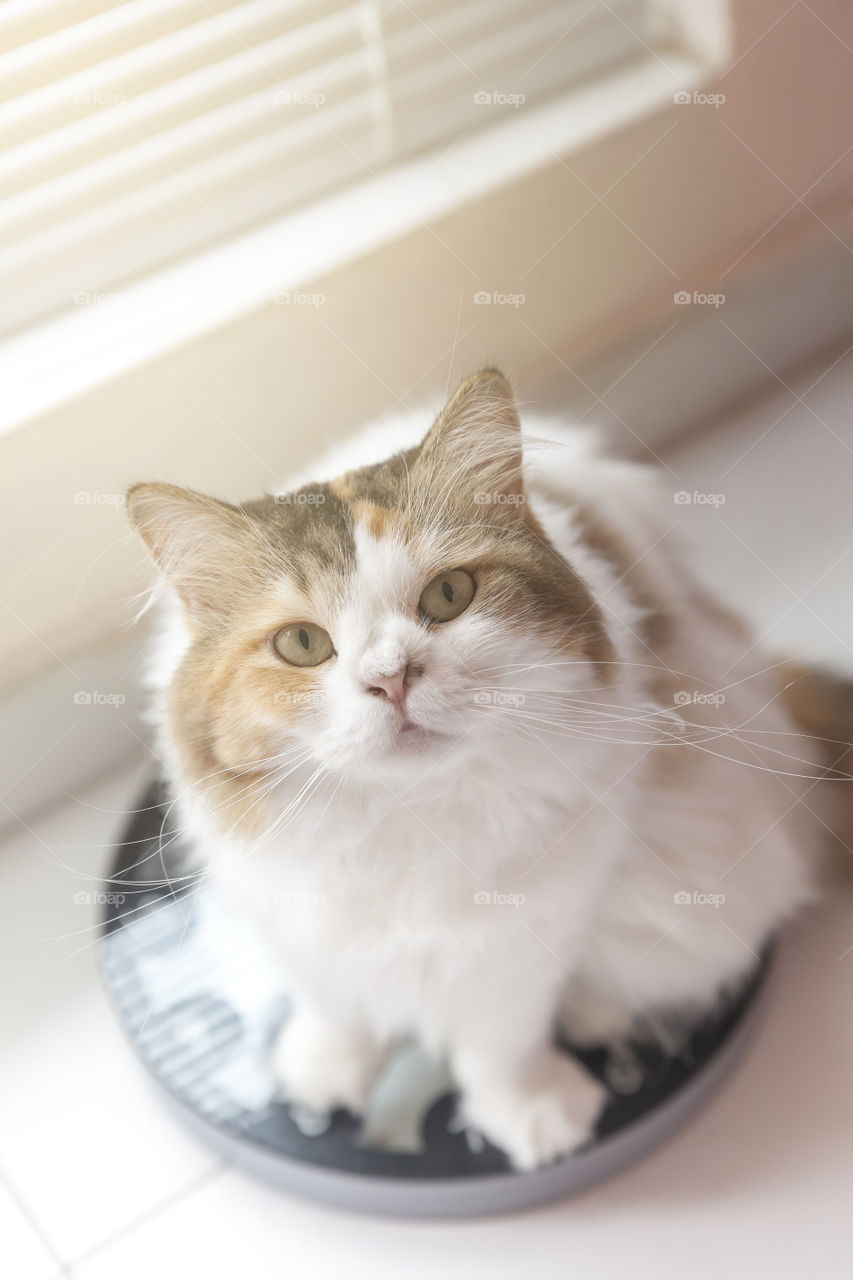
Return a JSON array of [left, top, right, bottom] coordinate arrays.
[[366, 665, 409, 709]]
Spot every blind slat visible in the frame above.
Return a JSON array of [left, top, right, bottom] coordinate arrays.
[[0, 0, 652, 339], [0, 6, 364, 198], [387, 1, 647, 153], [0, 90, 381, 333], [0, 1, 118, 50], [0, 0, 352, 145], [0, 0, 245, 100]]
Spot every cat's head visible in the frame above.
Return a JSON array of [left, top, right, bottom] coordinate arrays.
[[127, 370, 612, 791]]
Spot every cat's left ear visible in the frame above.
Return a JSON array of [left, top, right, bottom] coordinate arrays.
[[416, 368, 524, 512]]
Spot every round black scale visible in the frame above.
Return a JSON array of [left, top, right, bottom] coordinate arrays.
[[97, 780, 774, 1216]]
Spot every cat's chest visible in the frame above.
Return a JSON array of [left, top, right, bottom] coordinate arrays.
[[232, 792, 609, 952], [256, 837, 486, 946], [205, 770, 619, 984]]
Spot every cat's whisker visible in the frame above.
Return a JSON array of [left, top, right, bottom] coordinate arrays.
[[219, 755, 319, 838], [55, 885, 217, 961], [244, 764, 330, 851], [54, 752, 325, 948], [477, 699, 848, 779]]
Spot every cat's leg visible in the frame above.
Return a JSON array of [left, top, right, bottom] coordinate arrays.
[[272, 1002, 385, 1115], [447, 966, 607, 1170], [454, 1041, 606, 1171]]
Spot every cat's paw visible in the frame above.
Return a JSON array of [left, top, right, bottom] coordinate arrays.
[[272, 1011, 381, 1116], [460, 1051, 606, 1171]]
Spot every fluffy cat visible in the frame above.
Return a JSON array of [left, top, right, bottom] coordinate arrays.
[[127, 369, 838, 1170]]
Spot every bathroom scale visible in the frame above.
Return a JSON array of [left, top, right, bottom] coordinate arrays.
[[97, 778, 774, 1216]]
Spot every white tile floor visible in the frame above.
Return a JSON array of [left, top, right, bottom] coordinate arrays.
[[2, 348, 853, 1278]]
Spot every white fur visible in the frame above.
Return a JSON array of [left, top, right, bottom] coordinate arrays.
[[148, 411, 818, 1170]]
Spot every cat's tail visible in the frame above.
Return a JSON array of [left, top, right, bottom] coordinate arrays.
[[779, 659, 853, 881]]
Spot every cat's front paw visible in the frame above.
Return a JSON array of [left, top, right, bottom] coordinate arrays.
[[272, 1010, 381, 1116], [460, 1050, 606, 1171]]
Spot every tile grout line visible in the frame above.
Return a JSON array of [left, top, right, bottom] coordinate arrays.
[[0, 1156, 69, 1276], [64, 1159, 228, 1275]]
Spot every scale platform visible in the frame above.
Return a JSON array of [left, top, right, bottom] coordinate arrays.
[[98, 779, 773, 1217]]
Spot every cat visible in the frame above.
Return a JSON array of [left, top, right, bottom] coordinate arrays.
[[127, 368, 842, 1170]]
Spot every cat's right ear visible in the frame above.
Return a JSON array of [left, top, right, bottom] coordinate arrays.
[[126, 482, 256, 623], [416, 368, 524, 513]]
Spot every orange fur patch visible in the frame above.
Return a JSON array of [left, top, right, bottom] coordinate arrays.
[[350, 500, 409, 543]]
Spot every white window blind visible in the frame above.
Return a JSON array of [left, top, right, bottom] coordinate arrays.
[[0, 0, 649, 337]]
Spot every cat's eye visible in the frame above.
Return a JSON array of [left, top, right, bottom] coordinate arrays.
[[273, 622, 334, 667], [418, 569, 476, 623]]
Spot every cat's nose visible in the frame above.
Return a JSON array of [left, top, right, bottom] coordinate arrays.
[[366, 664, 410, 709]]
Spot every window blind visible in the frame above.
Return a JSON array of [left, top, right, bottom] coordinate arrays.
[[0, 0, 649, 337]]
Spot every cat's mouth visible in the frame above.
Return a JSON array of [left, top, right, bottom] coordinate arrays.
[[391, 716, 448, 753]]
